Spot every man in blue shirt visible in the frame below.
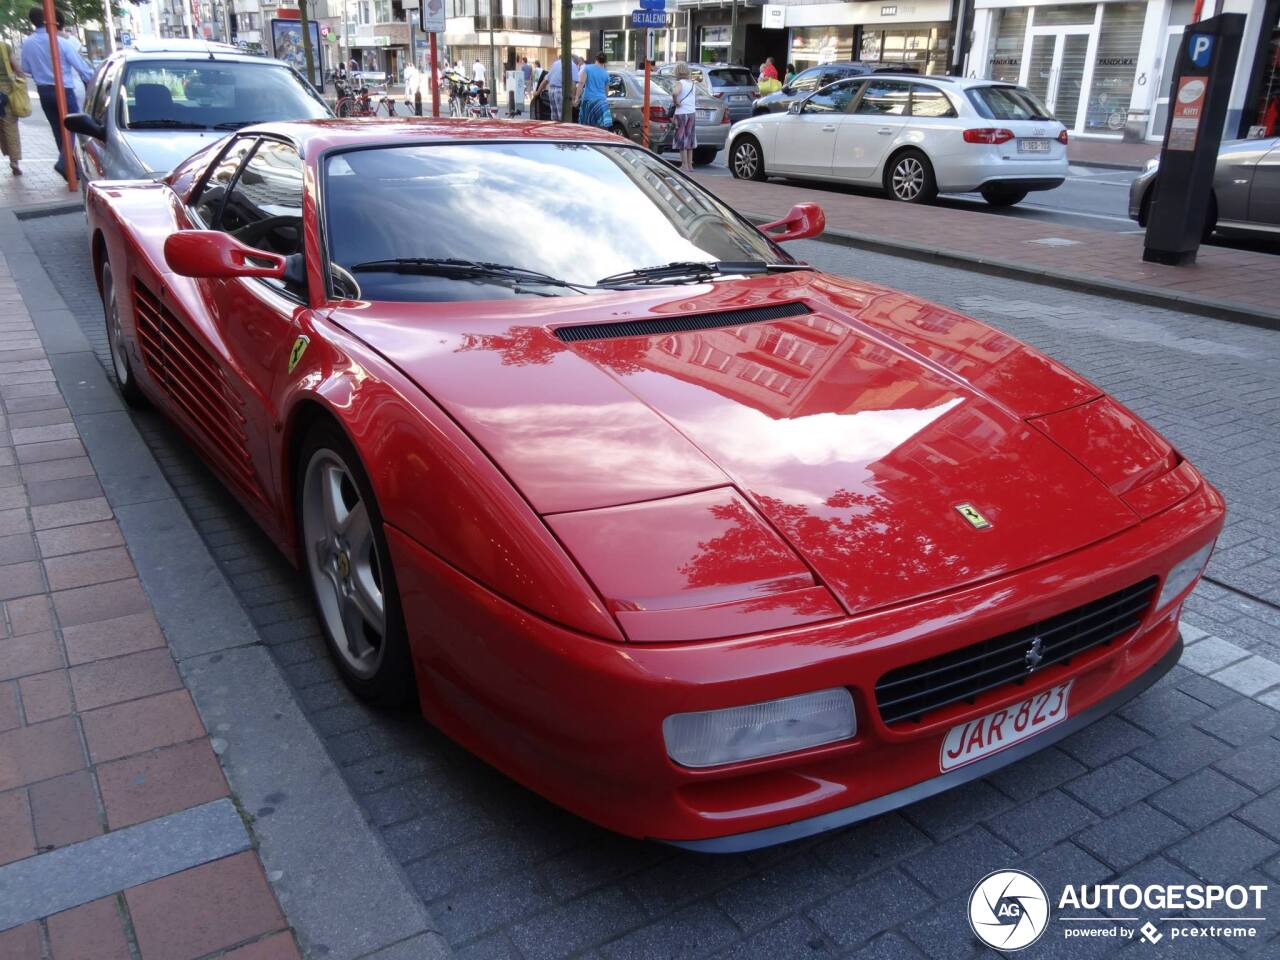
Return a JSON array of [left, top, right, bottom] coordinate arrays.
[[20, 7, 95, 180]]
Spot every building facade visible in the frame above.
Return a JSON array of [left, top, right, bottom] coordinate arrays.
[[968, 0, 1280, 142]]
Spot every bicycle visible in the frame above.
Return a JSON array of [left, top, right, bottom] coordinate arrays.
[[335, 83, 398, 118]]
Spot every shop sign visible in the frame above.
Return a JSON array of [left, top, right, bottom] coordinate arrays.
[[881, 4, 897, 15], [1096, 57, 1135, 66], [762, 4, 785, 30]]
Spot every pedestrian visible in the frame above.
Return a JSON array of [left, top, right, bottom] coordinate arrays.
[[784, 63, 796, 85], [472, 57, 485, 86], [671, 62, 697, 173], [528, 61, 548, 119], [402, 59, 418, 112], [760, 56, 778, 81], [520, 56, 532, 90], [575, 51, 611, 130], [0, 38, 26, 176], [533, 54, 578, 121], [20, 6, 93, 181]]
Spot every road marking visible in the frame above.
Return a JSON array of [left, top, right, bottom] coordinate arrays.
[[0, 799, 250, 932]]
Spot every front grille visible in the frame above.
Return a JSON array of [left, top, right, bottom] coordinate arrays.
[[552, 302, 811, 343], [874, 578, 1159, 726]]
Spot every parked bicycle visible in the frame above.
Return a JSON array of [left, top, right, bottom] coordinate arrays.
[[335, 81, 398, 118]]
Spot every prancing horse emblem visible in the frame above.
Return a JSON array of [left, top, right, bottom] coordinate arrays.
[[1025, 636, 1044, 673]]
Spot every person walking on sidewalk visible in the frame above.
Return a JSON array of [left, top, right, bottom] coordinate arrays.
[[20, 7, 93, 181], [0, 39, 26, 176], [575, 52, 612, 130], [671, 62, 698, 173]]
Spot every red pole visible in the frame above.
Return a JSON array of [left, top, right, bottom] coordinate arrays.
[[642, 57, 650, 149], [1190, 0, 1206, 21], [43, 0, 78, 192], [430, 33, 439, 117]]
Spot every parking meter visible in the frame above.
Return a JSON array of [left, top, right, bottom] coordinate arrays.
[[1143, 13, 1245, 266]]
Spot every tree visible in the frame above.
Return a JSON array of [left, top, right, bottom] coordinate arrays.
[[0, 0, 124, 36], [558, 0, 570, 121]]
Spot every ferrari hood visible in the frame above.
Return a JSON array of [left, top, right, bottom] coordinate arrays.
[[330, 274, 1140, 616]]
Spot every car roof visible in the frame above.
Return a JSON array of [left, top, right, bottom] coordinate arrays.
[[111, 39, 270, 64], [245, 117, 623, 158]]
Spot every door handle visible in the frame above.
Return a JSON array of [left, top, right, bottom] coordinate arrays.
[[822, 125, 836, 132], [878, 127, 894, 135]]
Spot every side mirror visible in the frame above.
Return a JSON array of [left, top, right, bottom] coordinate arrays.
[[760, 202, 825, 243], [64, 112, 106, 141], [787, 100, 804, 115], [164, 230, 286, 280]]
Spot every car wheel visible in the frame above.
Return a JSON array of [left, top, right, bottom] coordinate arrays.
[[298, 420, 415, 707], [730, 136, 766, 181], [884, 149, 938, 204], [693, 146, 718, 166], [980, 187, 1028, 208], [99, 260, 146, 407]]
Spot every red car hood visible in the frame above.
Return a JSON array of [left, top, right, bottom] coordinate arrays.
[[329, 273, 1139, 616]]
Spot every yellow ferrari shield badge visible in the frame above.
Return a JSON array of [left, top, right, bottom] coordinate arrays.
[[288, 335, 310, 374], [955, 503, 992, 530]]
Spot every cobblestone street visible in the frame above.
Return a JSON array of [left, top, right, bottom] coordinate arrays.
[[12, 209, 1280, 960]]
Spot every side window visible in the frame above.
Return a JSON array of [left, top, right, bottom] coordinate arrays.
[[910, 84, 957, 118], [606, 74, 626, 98], [90, 61, 119, 125], [802, 80, 862, 114], [855, 79, 911, 116], [191, 138, 257, 227], [218, 140, 307, 297], [790, 68, 821, 93]]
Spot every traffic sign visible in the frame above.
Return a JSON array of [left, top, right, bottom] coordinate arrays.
[[630, 9, 667, 27], [120, 31, 132, 45]]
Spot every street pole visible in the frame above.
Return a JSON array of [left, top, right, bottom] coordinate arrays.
[[642, 33, 650, 148], [102, 0, 116, 53], [559, 0, 571, 121], [42, 0, 77, 192], [487, 0, 496, 113], [430, 31, 440, 116], [299, 0, 317, 86], [728, 0, 736, 65], [343, 0, 350, 73]]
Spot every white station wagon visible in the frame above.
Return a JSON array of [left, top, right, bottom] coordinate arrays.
[[726, 74, 1068, 207]]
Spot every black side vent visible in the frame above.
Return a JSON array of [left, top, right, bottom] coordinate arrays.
[[553, 302, 812, 343]]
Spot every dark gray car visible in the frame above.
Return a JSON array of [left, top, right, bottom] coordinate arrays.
[[751, 61, 919, 116], [64, 38, 330, 187], [1129, 135, 1280, 239], [656, 62, 758, 122]]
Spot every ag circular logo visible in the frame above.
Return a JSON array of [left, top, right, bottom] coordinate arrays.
[[968, 869, 1050, 951]]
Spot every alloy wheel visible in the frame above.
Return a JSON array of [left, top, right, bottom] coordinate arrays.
[[892, 156, 925, 201], [103, 265, 130, 388], [733, 141, 759, 180], [302, 448, 386, 679]]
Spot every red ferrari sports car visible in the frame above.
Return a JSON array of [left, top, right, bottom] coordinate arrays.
[[82, 119, 1223, 852]]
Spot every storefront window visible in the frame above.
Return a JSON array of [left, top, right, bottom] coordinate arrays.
[[1032, 4, 1096, 27], [792, 26, 853, 66], [861, 25, 949, 74], [1252, 16, 1280, 137], [602, 30, 624, 64], [988, 7, 1028, 84], [700, 25, 730, 63], [1084, 1, 1144, 133]]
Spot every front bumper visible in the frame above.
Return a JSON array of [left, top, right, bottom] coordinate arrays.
[[387, 481, 1222, 849]]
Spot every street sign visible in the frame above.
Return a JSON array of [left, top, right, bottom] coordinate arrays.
[[630, 9, 667, 28], [421, 0, 445, 33], [120, 30, 132, 45]]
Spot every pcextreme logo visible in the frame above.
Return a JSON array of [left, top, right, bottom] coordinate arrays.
[[966, 871, 1270, 950]]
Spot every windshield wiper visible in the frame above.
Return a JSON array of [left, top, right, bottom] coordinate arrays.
[[595, 259, 812, 288], [350, 258, 586, 291], [127, 119, 210, 130], [213, 120, 272, 130]]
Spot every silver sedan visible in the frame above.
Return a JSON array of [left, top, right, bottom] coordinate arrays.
[[1130, 136, 1280, 239]]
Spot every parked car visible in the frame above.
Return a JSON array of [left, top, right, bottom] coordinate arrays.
[[656, 62, 758, 122], [651, 74, 731, 165], [751, 60, 918, 116], [63, 38, 331, 186], [82, 116, 1222, 851], [1129, 135, 1280, 240], [728, 75, 1068, 206], [603, 70, 675, 152]]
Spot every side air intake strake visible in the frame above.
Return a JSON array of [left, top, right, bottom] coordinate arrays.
[[553, 302, 811, 343]]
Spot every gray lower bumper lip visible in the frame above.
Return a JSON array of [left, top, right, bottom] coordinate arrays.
[[658, 635, 1184, 854]]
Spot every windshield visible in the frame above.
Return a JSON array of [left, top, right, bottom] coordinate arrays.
[[323, 142, 788, 302], [709, 68, 756, 88], [119, 59, 330, 130], [967, 85, 1054, 122]]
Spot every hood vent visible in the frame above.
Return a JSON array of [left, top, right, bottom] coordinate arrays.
[[553, 302, 811, 343]]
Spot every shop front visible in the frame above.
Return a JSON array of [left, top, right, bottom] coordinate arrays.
[[772, 1, 953, 76], [1240, 0, 1280, 137], [572, 0, 685, 67]]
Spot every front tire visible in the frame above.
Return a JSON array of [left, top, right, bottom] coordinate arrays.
[[980, 186, 1028, 207], [298, 420, 415, 707], [100, 261, 146, 407], [730, 136, 766, 181], [693, 146, 718, 166], [884, 149, 937, 204]]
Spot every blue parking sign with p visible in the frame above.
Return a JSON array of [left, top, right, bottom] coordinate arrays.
[[1188, 33, 1213, 68]]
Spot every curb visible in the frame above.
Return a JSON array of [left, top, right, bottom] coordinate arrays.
[[0, 207, 452, 960], [742, 214, 1279, 332]]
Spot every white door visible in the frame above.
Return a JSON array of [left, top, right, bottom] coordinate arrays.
[[1022, 27, 1094, 134], [772, 97, 843, 176], [832, 78, 912, 181]]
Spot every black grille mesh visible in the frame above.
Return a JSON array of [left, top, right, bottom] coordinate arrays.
[[552, 302, 811, 343], [874, 578, 1159, 726]]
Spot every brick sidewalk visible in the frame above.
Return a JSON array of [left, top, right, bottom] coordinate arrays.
[[694, 173, 1277, 325], [0, 107, 77, 210], [0, 253, 301, 959]]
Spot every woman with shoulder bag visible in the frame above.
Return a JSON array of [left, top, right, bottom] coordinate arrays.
[[672, 63, 697, 173], [0, 39, 26, 176]]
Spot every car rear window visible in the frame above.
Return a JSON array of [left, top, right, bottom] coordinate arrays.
[[967, 85, 1054, 122], [709, 68, 756, 88]]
